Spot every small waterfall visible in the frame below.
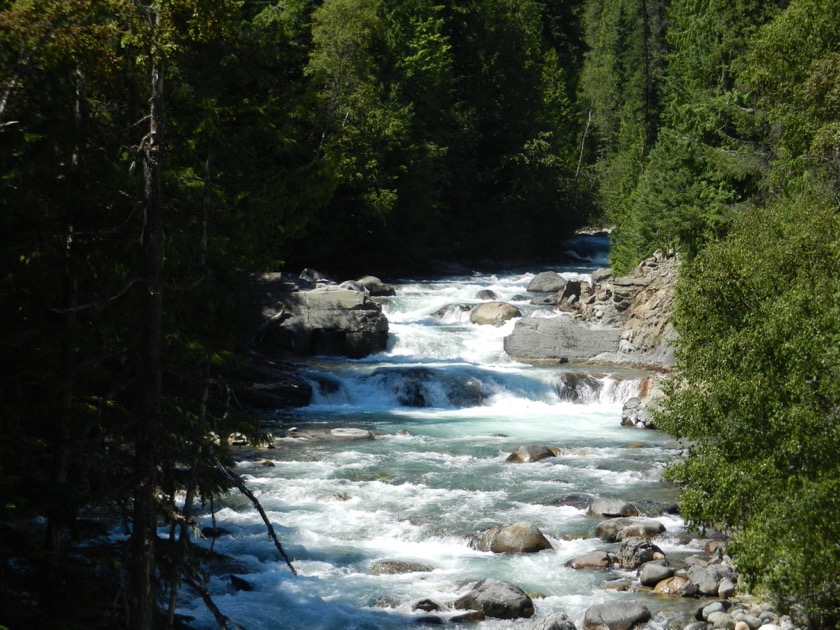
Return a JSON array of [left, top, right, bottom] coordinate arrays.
[[553, 372, 642, 405], [180, 257, 688, 630]]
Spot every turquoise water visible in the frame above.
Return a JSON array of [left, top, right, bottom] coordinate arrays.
[[178, 264, 699, 629]]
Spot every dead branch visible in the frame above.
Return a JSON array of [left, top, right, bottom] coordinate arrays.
[[213, 457, 297, 575], [49, 279, 138, 313]]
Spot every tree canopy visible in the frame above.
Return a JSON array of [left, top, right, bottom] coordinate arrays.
[[2, 0, 840, 626]]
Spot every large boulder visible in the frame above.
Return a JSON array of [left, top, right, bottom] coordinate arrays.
[[454, 579, 535, 620], [528, 271, 567, 293], [588, 498, 640, 518], [595, 518, 666, 542], [254, 283, 389, 359], [489, 522, 553, 554], [639, 560, 675, 586], [356, 275, 396, 296], [522, 612, 577, 630], [687, 563, 737, 596], [617, 537, 665, 569], [583, 601, 651, 630], [504, 317, 622, 363], [470, 301, 522, 326], [654, 575, 697, 597]]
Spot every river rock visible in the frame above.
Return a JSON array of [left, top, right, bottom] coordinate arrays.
[[287, 427, 374, 441], [489, 522, 553, 554], [370, 560, 435, 575], [475, 289, 498, 300], [453, 578, 535, 620], [252, 281, 389, 358], [234, 363, 314, 409], [503, 317, 622, 363], [688, 563, 736, 596], [521, 612, 577, 630], [591, 268, 614, 284], [506, 444, 561, 463], [528, 271, 567, 293], [595, 517, 666, 542], [564, 550, 615, 570], [617, 537, 665, 569], [470, 301, 522, 325], [654, 575, 697, 596], [229, 575, 253, 591], [588, 498, 640, 517], [356, 275, 396, 296], [707, 612, 735, 629], [583, 601, 651, 630], [639, 560, 675, 586]]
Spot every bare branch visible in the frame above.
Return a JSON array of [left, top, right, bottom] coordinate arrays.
[[50, 279, 138, 313], [213, 458, 297, 576]]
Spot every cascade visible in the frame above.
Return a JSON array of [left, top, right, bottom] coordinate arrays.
[[178, 250, 698, 629]]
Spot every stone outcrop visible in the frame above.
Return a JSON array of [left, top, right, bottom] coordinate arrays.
[[576, 251, 678, 369], [503, 317, 623, 363], [250, 271, 389, 359], [504, 251, 678, 370]]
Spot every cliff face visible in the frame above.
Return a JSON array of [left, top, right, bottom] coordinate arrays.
[[504, 250, 679, 371], [575, 250, 679, 371]]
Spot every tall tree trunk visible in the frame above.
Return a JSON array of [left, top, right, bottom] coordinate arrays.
[[129, 22, 165, 629]]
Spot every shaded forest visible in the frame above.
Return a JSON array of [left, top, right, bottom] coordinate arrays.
[[1, 0, 839, 628]]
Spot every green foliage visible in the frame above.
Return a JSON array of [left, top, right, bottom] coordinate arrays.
[[657, 179, 840, 627], [742, 0, 840, 182]]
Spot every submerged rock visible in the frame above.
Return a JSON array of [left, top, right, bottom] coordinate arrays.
[[564, 550, 616, 570], [506, 444, 562, 463], [370, 560, 435, 575], [583, 601, 651, 630]]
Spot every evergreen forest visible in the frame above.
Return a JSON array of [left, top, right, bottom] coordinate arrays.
[[1, 0, 838, 628]]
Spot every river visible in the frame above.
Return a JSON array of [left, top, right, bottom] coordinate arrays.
[[179, 241, 701, 629]]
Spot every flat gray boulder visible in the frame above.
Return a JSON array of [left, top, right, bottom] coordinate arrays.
[[504, 317, 622, 363], [588, 498, 640, 518], [454, 578, 535, 620], [639, 560, 675, 586], [255, 284, 388, 358], [528, 271, 567, 293], [584, 602, 651, 630]]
